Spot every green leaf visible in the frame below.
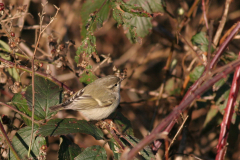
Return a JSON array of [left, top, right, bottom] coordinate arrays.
[[111, 0, 165, 43], [203, 106, 218, 127], [221, 51, 238, 63], [213, 76, 229, 91], [7, 67, 20, 81], [58, 136, 82, 160], [86, 65, 92, 69], [191, 32, 214, 52], [0, 41, 20, 81], [12, 93, 41, 126], [0, 40, 12, 66], [165, 78, 175, 95], [109, 111, 134, 135], [0, 40, 10, 52], [216, 89, 230, 114], [74, 55, 80, 64], [108, 138, 121, 160], [37, 118, 104, 140], [112, 3, 152, 43], [0, 41, 11, 64], [127, 0, 165, 13], [25, 76, 62, 120], [9, 126, 46, 160], [79, 71, 97, 85], [124, 16, 152, 43], [120, 135, 155, 160], [80, 0, 111, 39], [215, 88, 238, 124], [75, 34, 97, 64], [189, 65, 205, 82], [74, 145, 107, 160]]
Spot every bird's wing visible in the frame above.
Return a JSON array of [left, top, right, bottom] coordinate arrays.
[[50, 88, 114, 111], [64, 95, 113, 110]]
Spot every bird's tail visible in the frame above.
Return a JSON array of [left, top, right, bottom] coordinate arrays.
[[49, 104, 65, 112]]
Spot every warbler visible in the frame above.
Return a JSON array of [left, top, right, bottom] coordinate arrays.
[[49, 75, 122, 120]]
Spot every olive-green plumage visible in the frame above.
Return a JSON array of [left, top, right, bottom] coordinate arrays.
[[49, 75, 122, 120]]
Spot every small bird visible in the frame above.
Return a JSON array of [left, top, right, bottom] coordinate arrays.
[[49, 75, 122, 120]]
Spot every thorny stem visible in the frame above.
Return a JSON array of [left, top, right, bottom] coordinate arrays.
[[0, 117, 21, 160], [127, 58, 240, 159], [28, 3, 60, 157], [216, 52, 240, 160], [210, 22, 240, 69], [183, 21, 240, 102], [150, 21, 240, 155], [152, 119, 176, 152]]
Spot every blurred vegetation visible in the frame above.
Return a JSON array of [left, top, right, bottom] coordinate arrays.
[[0, 0, 240, 160]]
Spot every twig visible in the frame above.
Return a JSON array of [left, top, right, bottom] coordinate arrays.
[[105, 124, 125, 150], [1, 21, 29, 58], [178, 0, 200, 32], [28, 3, 60, 157], [152, 119, 176, 152], [0, 48, 52, 65], [93, 54, 111, 72], [0, 102, 41, 125], [201, 0, 209, 29], [167, 116, 188, 153], [23, 24, 47, 29], [178, 33, 205, 65], [210, 21, 240, 69], [183, 22, 240, 102], [219, 23, 237, 45], [95, 0, 108, 15], [213, 0, 232, 46], [18, 43, 33, 57], [126, 58, 240, 159], [31, 44, 52, 57], [187, 57, 198, 72], [1, 13, 28, 23], [0, 57, 71, 91], [216, 52, 240, 160], [0, 117, 21, 160], [206, 20, 214, 71]]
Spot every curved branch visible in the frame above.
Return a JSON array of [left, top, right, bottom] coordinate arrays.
[[127, 58, 240, 159], [0, 57, 71, 91]]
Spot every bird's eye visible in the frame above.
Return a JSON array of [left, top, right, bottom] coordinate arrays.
[[114, 83, 118, 87]]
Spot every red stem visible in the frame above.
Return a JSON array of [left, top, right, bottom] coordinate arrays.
[[183, 21, 240, 102], [215, 52, 240, 160], [210, 22, 240, 69], [127, 58, 240, 159], [127, 22, 240, 159], [152, 119, 175, 151]]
